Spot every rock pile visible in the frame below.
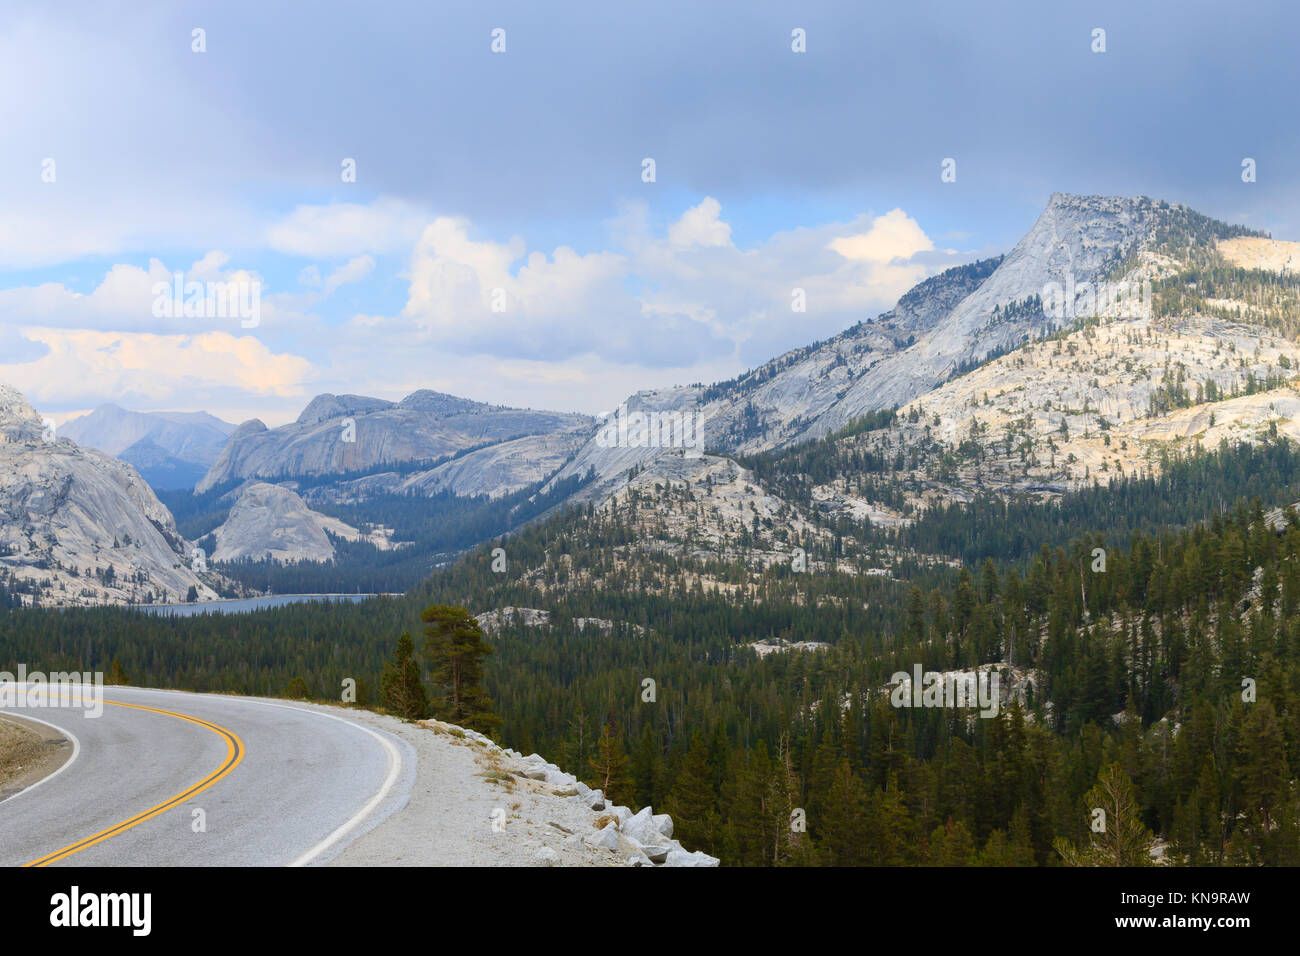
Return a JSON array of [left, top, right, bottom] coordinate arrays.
[[452, 723, 719, 867]]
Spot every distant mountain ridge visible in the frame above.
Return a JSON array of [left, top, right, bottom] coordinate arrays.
[[60, 403, 237, 490], [117, 437, 212, 491], [61, 403, 235, 457], [196, 389, 594, 493]]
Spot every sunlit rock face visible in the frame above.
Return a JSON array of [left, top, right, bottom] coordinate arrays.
[[0, 383, 216, 607]]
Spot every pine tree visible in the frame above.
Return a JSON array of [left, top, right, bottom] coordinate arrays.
[[632, 722, 660, 809], [667, 734, 719, 854], [980, 814, 1035, 866], [105, 657, 130, 686], [1233, 700, 1291, 861], [1194, 755, 1223, 863], [772, 736, 807, 866], [821, 759, 871, 865], [1054, 762, 1154, 866], [589, 719, 634, 807], [866, 772, 915, 865], [420, 604, 500, 734], [928, 817, 977, 866], [721, 747, 767, 866], [380, 632, 428, 719], [904, 586, 926, 644], [562, 701, 592, 776]]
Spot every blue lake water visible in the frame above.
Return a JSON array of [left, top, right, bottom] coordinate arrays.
[[130, 594, 389, 616]]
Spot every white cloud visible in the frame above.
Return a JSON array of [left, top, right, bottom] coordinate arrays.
[[1, 329, 317, 423], [0, 261, 170, 333], [323, 255, 375, 294], [393, 216, 684, 363], [668, 197, 733, 249], [0, 254, 323, 339], [266, 198, 430, 257], [190, 251, 232, 280], [829, 209, 936, 262]]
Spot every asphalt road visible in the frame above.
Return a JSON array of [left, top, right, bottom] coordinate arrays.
[[0, 686, 414, 866]]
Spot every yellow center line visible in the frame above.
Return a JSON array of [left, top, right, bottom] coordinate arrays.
[[23, 698, 245, 867]]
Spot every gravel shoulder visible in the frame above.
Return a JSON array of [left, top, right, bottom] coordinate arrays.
[[327, 709, 621, 867], [0, 714, 75, 802]]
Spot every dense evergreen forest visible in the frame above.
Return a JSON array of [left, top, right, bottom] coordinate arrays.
[[746, 427, 1300, 563], [4, 437, 1300, 865]]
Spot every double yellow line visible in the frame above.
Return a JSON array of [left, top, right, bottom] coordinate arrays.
[[23, 699, 245, 867]]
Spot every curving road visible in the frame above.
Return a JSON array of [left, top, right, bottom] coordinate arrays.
[[0, 686, 414, 866]]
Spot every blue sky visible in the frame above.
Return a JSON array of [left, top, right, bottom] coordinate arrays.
[[2, 0, 1298, 425]]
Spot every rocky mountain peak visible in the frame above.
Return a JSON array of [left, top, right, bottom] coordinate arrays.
[[197, 387, 593, 493], [396, 389, 488, 416], [295, 393, 395, 426], [0, 383, 45, 443], [231, 418, 269, 438], [1045, 191, 1157, 211]]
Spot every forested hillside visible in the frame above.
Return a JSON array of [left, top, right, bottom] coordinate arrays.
[[5, 437, 1300, 864]]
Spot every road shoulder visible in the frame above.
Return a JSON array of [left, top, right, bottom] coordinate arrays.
[[325, 710, 621, 867], [0, 713, 75, 802]]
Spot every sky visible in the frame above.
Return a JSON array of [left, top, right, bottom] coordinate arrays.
[[3, 0, 1299, 426]]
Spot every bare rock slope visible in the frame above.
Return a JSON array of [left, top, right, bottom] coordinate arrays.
[[210, 482, 339, 564], [198, 389, 593, 493], [0, 383, 216, 606]]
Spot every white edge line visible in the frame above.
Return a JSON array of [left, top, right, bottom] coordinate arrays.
[[283, 707, 401, 867], [0, 711, 81, 805], [231, 699, 403, 867]]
